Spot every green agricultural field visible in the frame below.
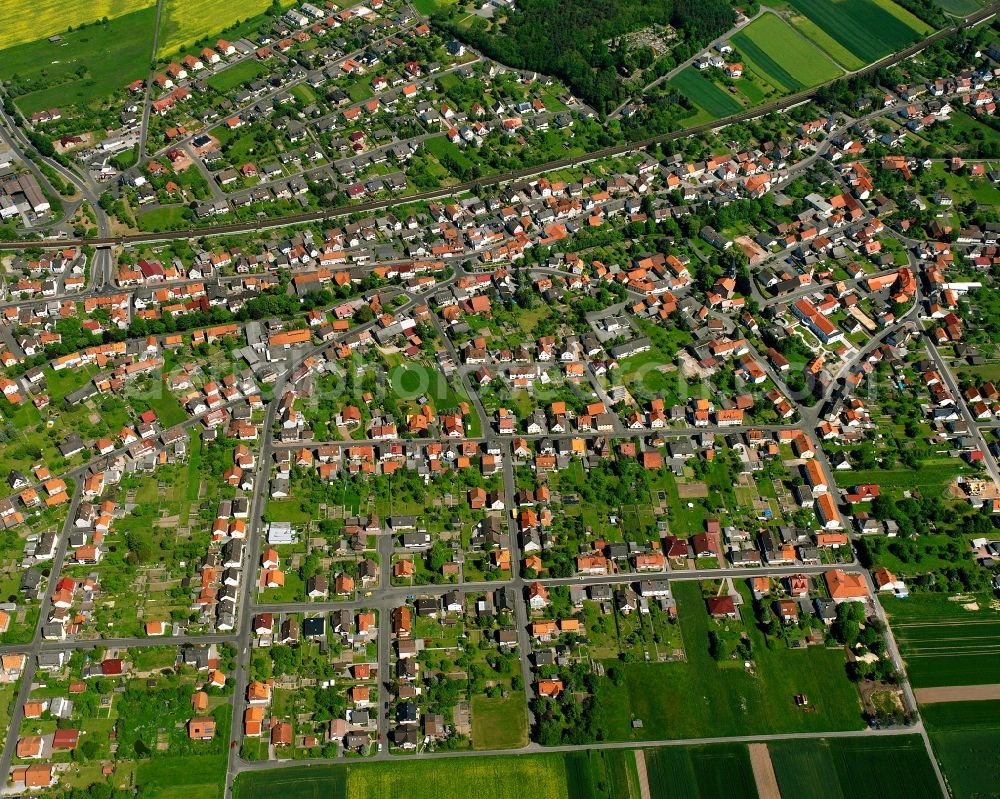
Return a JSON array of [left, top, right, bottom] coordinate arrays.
[[2, 8, 158, 114], [787, 14, 866, 70], [643, 744, 759, 799], [593, 581, 864, 740], [932, 729, 1000, 799], [922, 699, 1000, 731], [768, 738, 846, 799], [884, 593, 1000, 688], [157, 0, 296, 57], [564, 750, 641, 799], [235, 756, 571, 799], [784, 0, 932, 64], [924, 701, 1000, 799], [768, 736, 940, 799], [0, 0, 155, 53], [731, 14, 842, 92], [471, 692, 529, 749], [667, 67, 742, 120]]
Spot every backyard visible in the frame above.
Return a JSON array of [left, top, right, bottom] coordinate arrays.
[[593, 581, 864, 740]]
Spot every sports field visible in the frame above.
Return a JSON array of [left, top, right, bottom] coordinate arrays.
[[732, 14, 842, 92], [2, 7, 158, 114], [0, 0, 155, 53], [667, 67, 742, 120], [884, 593, 1000, 688], [768, 736, 940, 799], [784, 0, 933, 64], [157, 0, 296, 57], [644, 744, 759, 799]]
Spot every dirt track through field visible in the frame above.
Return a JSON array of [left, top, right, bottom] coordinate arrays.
[[634, 749, 651, 799], [749, 744, 781, 799], [914, 683, 1000, 703]]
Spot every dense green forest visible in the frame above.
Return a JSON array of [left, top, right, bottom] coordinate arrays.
[[436, 0, 736, 115]]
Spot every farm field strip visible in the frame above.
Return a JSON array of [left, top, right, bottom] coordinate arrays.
[[887, 599, 1000, 687], [666, 67, 742, 120], [236, 755, 574, 799], [0, 0, 155, 52], [786, 14, 866, 70], [769, 736, 941, 799], [642, 744, 759, 799], [784, 0, 931, 63], [915, 684, 1000, 703], [731, 14, 842, 92], [157, 0, 297, 56]]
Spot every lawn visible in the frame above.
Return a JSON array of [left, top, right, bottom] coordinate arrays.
[[884, 593, 1000, 688], [136, 754, 227, 799], [412, 0, 460, 14], [235, 756, 571, 799], [265, 496, 315, 525], [206, 59, 268, 93], [424, 135, 476, 177], [137, 380, 189, 427], [387, 363, 477, 433], [841, 460, 970, 495], [137, 206, 193, 232], [768, 736, 940, 799], [783, 0, 932, 64], [43, 364, 95, 404], [3, 7, 158, 114], [157, 0, 296, 56], [731, 14, 842, 92], [471, 692, 529, 750], [0, 0, 154, 53], [667, 67, 742, 119], [0, 685, 17, 742], [593, 581, 864, 740], [643, 744, 759, 799], [616, 320, 692, 404]]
